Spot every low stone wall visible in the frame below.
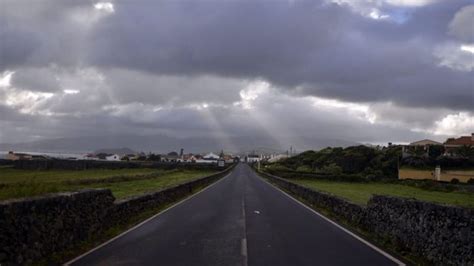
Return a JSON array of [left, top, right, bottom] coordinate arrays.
[[0, 190, 115, 265], [13, 159, 228, 171], [0, 165, 234, 265], [265, 169, 366, 182], [0, 159, 14, 166], [366, 196, 473, 265], [399, 168, 474, 183], [259, 171, 473, 265], [13, 159, 141, 170], [441, 170, 474, 183]]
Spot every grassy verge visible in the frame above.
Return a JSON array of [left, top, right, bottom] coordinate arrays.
[[292, 179, 474, 208], [0, 168, 216, 201]]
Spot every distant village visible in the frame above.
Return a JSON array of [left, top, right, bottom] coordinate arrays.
[[4, 133, 473, 168], [4, 147, 294, 165]]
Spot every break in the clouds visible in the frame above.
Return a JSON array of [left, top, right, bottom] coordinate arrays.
[[0, 0, 473, 150]]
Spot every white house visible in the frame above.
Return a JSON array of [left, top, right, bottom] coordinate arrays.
[[193, 152, 220, 164], [106, 154, 121, 161], [195, 159, 213, 164], [246, 154, 260, 163], [203, 152, 220, 160]]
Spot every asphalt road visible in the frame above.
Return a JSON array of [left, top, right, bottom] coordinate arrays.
[[68, 163, 402, 266]]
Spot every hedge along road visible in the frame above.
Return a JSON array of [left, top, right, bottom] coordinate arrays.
[[67, 163, 403, 266]]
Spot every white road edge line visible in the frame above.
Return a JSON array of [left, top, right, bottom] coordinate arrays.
[[241, 198, 248, 266], [64, 171, 233, 266], [241, 238, 248, 257], [256, 175, 406, 266]]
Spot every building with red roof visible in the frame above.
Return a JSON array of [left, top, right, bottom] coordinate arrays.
[[444, 133, 474, 154]]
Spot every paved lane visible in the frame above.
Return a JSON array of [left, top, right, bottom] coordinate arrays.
[[69, 164, 401, 266]]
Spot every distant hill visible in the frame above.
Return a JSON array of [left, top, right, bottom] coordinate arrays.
[[94, 147, 136, 155], [0, 134, 358, 154]]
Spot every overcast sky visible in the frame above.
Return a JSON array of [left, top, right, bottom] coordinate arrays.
[[0, 0, 473, 148]]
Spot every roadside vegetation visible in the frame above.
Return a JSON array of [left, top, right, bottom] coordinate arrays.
[[0, 167, 217, 201], [262, 145, 474, 208], [268, 145, 402, 180]]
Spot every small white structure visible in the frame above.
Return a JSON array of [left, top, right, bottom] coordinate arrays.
[[203, 152, 220, 160], [246, 154, 260, 163], [217, 159, 225, 167], [106, 154, 120, 161], [195, 159, 213, 164], [435, 166, 441, 181], [194, 152, 220, 164], [80, 154, 100, 160]]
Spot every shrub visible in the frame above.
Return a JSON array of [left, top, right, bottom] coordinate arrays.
[[321, 163, 343, 175], [428, 145, 445, 159], [270, 145, 402, 179], [266, 164, 292, 172], [455, 145, 474, 159], [450, 178, 460, 184], [295, 165, 313, 173], [467, 178, 474, 185], [401, 156, 431, 168], [365, 174, 378, 181]]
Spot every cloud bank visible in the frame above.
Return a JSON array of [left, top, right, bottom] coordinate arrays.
[[0, 0, 473, 150]]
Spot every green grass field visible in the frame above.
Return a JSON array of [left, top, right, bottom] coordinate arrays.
[[0, 167, 216, 201], [69, 170, 216, 199], [292, 179, 474, 208], [0, 167, 160, 184]]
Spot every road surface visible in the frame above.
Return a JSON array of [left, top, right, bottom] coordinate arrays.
[[68, 163, 402, 266]]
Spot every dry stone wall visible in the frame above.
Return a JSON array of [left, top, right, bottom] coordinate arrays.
[[0, 165, 234, 265], [13, 159, 227, 171]]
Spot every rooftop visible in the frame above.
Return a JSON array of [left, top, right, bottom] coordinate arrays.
[[409, 139, 442, 146], [444, 134, 474, 146]]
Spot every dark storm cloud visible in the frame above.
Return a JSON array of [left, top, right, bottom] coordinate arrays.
[[85, 0, 473, 110], [0, 0, 473, 146], [103, 69, 244, 106], [0, 0, 100, 70], [0, 27, 39, 70], [88, 0, 345, 78], [1, 0, 472, 110]]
